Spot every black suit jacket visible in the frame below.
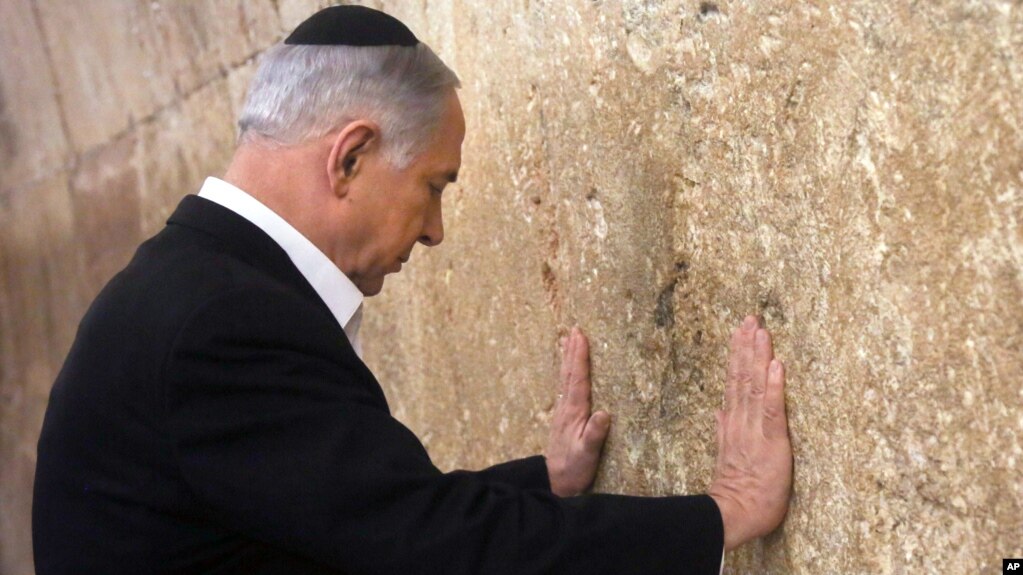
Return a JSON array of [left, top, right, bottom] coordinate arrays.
[[33, 194, 724, 574]]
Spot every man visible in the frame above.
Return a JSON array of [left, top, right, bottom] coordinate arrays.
[[33, 5, 792, 574]]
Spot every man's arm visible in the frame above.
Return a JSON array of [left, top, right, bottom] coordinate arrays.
[[452, 456, 552, 492], [163, 286, 725, 574]]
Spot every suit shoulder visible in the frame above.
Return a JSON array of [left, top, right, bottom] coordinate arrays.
[[69, 221, 339, 378]]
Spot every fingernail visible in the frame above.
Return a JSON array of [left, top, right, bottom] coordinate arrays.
[[771, 359, 781, 372], [756, 329, 767, 344], [743, 316, 757, 331]]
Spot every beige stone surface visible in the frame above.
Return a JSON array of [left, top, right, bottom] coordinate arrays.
[[0, 0, 69, 190], [35, 0, 280, 153], [137, 76, 237, 236], [1, 1, 1021, 574], [69, 135, 143, 300], [0, 174, 79, 575]]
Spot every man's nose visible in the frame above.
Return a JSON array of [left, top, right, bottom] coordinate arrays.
[[419, 201, 444, 247]]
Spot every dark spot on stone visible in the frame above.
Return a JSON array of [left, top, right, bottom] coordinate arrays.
[[699, 2, 719, 17], [675, 365, 705, 392], [674, 260, 689, 273], [179, 2, 211, 50], [692, 329, 703, 345], [541, 261, 558, 300], [692, 367, 705, 391], [654, 279, 677, 328], [0, 83, 19, 166], [236, 3, 250, 40], [785, 79, 803, 109], [586, 187, 597, 200], [758, 290, 787, 325], [547, 228, 560, 254], [530, 195, 542, 205]]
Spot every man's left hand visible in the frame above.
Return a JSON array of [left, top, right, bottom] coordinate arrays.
[[544, 327, 612, 497]]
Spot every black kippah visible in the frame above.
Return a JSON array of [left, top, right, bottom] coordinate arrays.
[[284, 5, 419, 47]]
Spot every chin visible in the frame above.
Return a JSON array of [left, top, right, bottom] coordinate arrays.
[[362, 277, 385, 297]]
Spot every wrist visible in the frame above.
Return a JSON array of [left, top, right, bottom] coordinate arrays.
[[708, 493, 744, 552], [544, 456, 580, 497], [545, 458, 566, 497]]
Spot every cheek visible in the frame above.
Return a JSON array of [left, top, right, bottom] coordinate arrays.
[[400, 202, 429, 238], [377, 206, 424, 258]]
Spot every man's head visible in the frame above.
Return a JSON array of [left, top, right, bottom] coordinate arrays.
[[224, 6, 464, 296]]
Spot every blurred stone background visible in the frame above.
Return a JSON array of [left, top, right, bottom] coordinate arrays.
[[1, 0, 1021, 573]]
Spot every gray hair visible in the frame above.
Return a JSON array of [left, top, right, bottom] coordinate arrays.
[[238, 42, 461, 169]]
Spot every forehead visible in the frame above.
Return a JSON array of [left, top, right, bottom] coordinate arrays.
[[415, 91, 464, 173]]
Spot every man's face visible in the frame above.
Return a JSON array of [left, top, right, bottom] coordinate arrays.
[[339, 90, 465, 296]]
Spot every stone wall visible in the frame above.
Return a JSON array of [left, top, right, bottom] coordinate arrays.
[[1, 1, 1020, 573]]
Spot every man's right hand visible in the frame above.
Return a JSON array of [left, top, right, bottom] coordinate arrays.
[[708, 316, 793, 551]]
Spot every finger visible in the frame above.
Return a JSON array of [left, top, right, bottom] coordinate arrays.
[[748, 328, 774, 430], [715, 409, 725, 448], [558, 331, 575, 401], [582, 410, 611, 448], [724, 329, 741, 411], [763, 359, 788, 439], [566, 329, 592, 409], [725, 316, 757, 412]]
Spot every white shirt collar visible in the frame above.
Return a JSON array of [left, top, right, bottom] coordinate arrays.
[[197, 177, 365, 357]]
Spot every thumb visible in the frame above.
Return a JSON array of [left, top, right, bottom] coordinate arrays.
[[582, 410, 612, 448]]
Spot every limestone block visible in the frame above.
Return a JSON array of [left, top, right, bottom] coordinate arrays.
[[0, 173, 78, 575], [0, 445, 37, 575], [69, 135, 142, 303], [36, 0, 279, 153], [0, 0, 1019, 573], [140, 0, 282, 91], [362, 1, 1023, 573], [138, 77, 236, 236], [0, 0, 69, 189], [0, 239, 10, 390], [0, 174, 78, 386]]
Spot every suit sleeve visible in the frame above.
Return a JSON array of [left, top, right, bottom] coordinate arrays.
[[162, 286, 724, 575], [454, 456, 552, 492]]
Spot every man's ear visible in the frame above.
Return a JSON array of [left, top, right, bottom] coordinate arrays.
[[327, 120, 380, 197]]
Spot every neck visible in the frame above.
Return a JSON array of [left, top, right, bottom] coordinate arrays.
[[222, 141, 348, 269]]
